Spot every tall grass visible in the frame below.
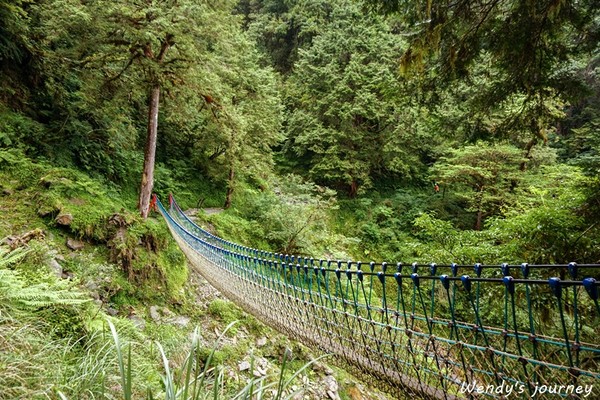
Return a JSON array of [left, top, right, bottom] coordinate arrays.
[[96, 319, 329, 400]]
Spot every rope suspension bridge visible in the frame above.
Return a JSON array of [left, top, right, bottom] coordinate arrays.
[[156, 194, 600, 399]]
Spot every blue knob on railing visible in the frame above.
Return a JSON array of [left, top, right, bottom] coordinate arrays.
[[394, 272, 402, 285], [369, 261, 375, 272], [377, 271, 385, 284], [430, 263, 437, 276], [549, 277, 562, 298], [503, 276, 515, 294], [357, 269, 364, 282], [411, 273, 420, 287], [583, 278, 598, 301], [381, 262, 387, 273], [451, 263, 458, 277], [396, 262, 403, 273], [521, 263, 530, 278], [346, 269, 353, 279], [412, 262, 418, 273], [568, 262, 578, 279], [461, 275, 472, 292], [501, 263, 510, 277], [440, 274, 450, 290], [335, 268, 341, 279], [337, 260, 342, 269], [356, 261, 362, 271], [474, 263, 483, 277]]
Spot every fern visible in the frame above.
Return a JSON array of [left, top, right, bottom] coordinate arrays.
[[0, 247, 88, 314]]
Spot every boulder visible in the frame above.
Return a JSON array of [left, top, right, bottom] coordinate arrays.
[[107, 307, 119, 316], [48, 258, 63, 279], [149, 306, 161, 321], [168, 316, 190, 327], [238, 361, 251, 372], [55, 213, 73, 226], [128, 315, 146, 330], [66, 237, 84, 251], [321, 375, 340, 400]]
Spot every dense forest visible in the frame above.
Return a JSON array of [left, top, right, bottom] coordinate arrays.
[[1, 0, 599, 398]]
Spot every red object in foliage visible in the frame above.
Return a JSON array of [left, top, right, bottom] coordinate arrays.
[[434, 184, 440, 193], [149, 194, 158, 212]]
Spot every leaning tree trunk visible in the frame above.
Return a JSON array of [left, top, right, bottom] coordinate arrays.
[[139, 85, 161, 218], [223, 166, 235, 209]]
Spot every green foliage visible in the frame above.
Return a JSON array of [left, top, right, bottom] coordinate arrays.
[[284, 2, 418, 195], [208, 299, 242, 325], [0, 247, 88, 315], [488, 165, 600, 263], [431, 142, 527, 229]]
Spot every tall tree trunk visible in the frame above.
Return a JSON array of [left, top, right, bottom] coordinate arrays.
[[519, 137, 538, 172], [349, 180, 358, 198], [475, 210, 483, 231], [223, 166, 235, 209], [139, 85, 160, 218]]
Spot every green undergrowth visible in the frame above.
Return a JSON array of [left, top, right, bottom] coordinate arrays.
[[0, 245, 383, 400], [0, 149, 187, 305], [0, 150, 391, 400]]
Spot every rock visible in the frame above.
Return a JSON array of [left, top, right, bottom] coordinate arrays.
[[37, 208, 54, 218], [128, 315, 146, 330], [61, 270, 74, 280], [149, 306, 161, 321], [327, 391, 340, 400], [238, 361, 251, 372], [254, 366, 267, 377], [66, 237, 84, 251], [55, 213, 73, 226], [93, 299, 103, 308], [162, 307, 175, 317], [168, 316, 190, 327], [257, 357, 268, 370], [48, 258, 63, 279], [86, 282, 99, 291], [5, 229, 45, 249], [321, 376, 340, 400], [107, 307, 119, 316], [256, 336, 267, 347]]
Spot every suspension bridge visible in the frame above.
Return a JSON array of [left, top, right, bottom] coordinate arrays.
[[156, 194, 600, 399]]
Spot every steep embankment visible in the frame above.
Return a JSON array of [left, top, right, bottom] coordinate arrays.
[[0, 151, 393, 400]]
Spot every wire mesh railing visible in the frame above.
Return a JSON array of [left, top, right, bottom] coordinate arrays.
[[157, 195, 600, 399]]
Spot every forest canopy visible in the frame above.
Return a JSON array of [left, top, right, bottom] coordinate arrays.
[[1, 0, 599, 263]]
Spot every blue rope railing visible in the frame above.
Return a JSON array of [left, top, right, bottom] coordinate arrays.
[[157, 195, 600, 399]]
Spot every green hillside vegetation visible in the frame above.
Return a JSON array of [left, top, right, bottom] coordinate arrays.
[[1, 0, 599, 398]]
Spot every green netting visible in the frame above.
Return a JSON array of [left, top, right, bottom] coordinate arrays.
[[157, 196, 600, 399]]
